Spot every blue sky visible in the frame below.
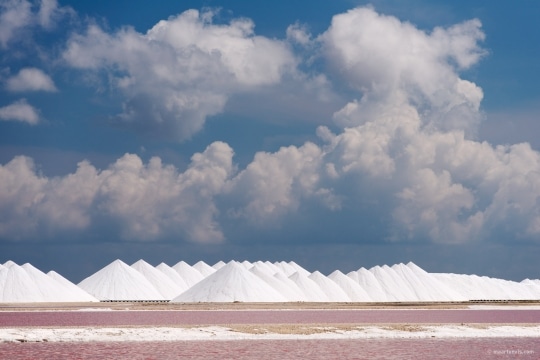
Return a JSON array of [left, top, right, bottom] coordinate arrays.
[[1, 0, 539, 281]]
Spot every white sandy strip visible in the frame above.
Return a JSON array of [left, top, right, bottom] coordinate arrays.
[[1, 325, 539, 343], [467, 305, 540, 310]]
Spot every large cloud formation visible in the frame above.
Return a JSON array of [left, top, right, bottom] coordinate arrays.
[[0, 142, 234, 243], [62, 9, 297, 141], [1, 6, 540, 245]]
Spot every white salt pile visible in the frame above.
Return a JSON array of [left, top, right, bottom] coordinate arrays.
[[172, 261, 205, 287], [192, 261, 216, 277], [0, 262, 97, 302], [155, 262, 190, 292], [249, 265, 307, 301], [1, 259, 539, 303], [308, 271, 350, 302], [288, 271, 330, 302], [354, 267, 388, 302], [173, 261, 288, 302], [328, 270, 372, 302], [46, 271, 98, 302], [78, 260, 164, 301], [212, 261, 226, 270], [131, 260, 184, 300]]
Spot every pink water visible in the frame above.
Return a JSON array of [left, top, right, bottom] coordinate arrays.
[[1, 338, 538, 360], [1, 310, 538, 359], [1, 309, 539, 326]]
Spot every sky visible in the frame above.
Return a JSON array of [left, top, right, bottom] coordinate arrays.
[[1, 0, 539, 282]]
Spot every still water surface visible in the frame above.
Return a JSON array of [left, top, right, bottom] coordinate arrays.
[[1, 338, 538, 360]]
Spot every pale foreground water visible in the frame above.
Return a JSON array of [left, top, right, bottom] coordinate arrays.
[[1, 338, 538, 360], [1, 307, 539, 359]]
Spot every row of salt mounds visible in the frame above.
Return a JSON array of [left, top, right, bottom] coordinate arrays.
[[172, 260, 372, 302], [345, 262, 540, 302], [173, 261, 288, 302], [76, 259, 211, 301], [172, 261, 205, 287], [155, 262, 190, 292], [346, 263, 467, 302], [328, 270, 372, 302], [432, 273, 540, 300], [0, 261, 97, 302], [131, 260, 185, 299], [6, 258, 540, 303], [69, 259, 540, 302], [249, 265, 308, 301], [399, 262, 466, 301]]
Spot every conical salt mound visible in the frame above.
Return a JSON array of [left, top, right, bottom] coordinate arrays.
[[3, 260, 17, 268], [21, 263, 92, 302], [288, 261, 311, 276], [346, 270, 359, 282], [274, 261, 298, 276], [521, 279, 540, 298], [192, 261, 216, 277], [131, 260, 184, 300], [400, 262, 467, 301], [0, 264, 44, 302], [368, 265, 413, 301], [172, 261, 288, 302], [156, 262, 190, 291], [253, 261, 281, 275], [0, 263, 97, 302], [47, 270, 98, 302], [78, 259, 164, 301], [274, 272, 308, 300], [289, 271, 329, 301], [240, 260, 253, 269], [250, 261, 278, 276], [212, 261, 226, 270], [432, 273, 501, 300], [250, 266, 307, 301], [433, 272, 539, 301], [329, 270, 372, 302], [355, 267, 388, 302], [495, 277, 538, 300], [250, 262, 277, 277], [309, 271, 350, 302], [172, 261, 205, 287]]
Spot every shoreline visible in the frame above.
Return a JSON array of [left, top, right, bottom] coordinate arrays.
[[2, 302, 539, 343], [2, 300, 540, 312], [2, 324, 540, 343]]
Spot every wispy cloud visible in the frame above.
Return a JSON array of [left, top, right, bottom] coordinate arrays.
[[0, 0, 72, 48]]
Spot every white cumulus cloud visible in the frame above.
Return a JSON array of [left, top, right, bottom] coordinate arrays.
[[321, 7, 486, 137], [2, 6, 540, 247], [5, 67, 57, 92], [0, 98, 40, 124], [62, 9, 297, 141], [0, 142, 235, 243], [225, 142, 333, 223], [310, 7, 540, 244]]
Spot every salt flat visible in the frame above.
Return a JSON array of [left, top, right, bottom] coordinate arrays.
[[1, 324, 539, 343]]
